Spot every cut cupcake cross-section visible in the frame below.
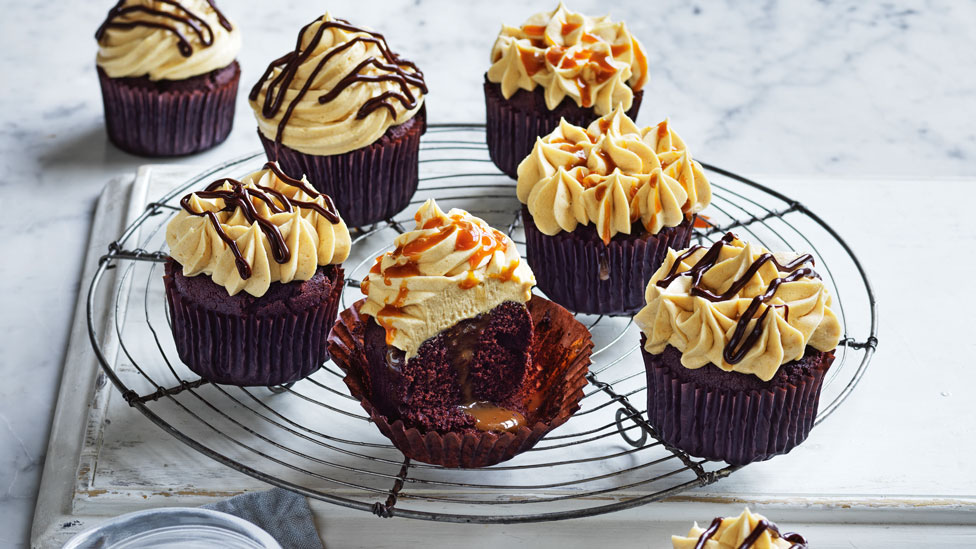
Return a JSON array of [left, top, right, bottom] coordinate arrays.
[[329, 199, 592, 467], [358, 199, 536, 433]]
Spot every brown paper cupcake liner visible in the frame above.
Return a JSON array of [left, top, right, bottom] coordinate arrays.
[[522, 207, 695, 315], [97, 62, 239, 157], [258, 105, 426, 228], [328, 296, 592, 467], [163, 263, 344, 386], [641, 343, 833, 465], [484, 77, 643, 179]]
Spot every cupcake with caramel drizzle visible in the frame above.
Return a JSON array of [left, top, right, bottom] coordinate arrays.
[[329, 200, 593, 467], [516, 106, 711, 315], [484, 2, 648, 178]]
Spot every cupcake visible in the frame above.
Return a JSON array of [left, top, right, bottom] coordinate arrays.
[[95, 0, 241, 156], [249, 13, 427, 228], [672, 508, 808, 548], [485, 2, 648, 178], [163, 162, 351, 386], [517, 107, 710, 315], [328, 199, 591, 467], [635, 233, 842, 465]]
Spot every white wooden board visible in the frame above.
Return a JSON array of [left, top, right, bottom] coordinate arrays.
[[31, 165, 976, 548]]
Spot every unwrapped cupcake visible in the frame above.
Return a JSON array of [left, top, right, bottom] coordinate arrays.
[[517, 107, 710, 315], [672, 508, 808, 548], [164, 163, 351, 386], [329, 199, 591, 467], [95, 0, 241, 156], [635, 233, 842, 464], [249, 13, 427, 228], [485, 2, 647, 178]]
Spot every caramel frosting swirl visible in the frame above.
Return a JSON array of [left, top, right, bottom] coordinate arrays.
[[360, 200, 535, 359], [96, 0, 240, 81], [635, 234, 841, 382], [166, 164, 351, 298], [249, 13, 426, 156], [487, 2, 647, 115], [517, 107, 711, 244], [672, 508, 807, 549]]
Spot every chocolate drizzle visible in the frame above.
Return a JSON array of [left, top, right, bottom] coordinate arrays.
[[178, 163, 341, 279], [96, 0, 232, 58], [249, 16, 427, 148], [693, 515, 808, 549], [657, 233, 819, 365]]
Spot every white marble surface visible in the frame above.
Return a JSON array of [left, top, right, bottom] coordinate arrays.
[[1, 0, 975, 546]]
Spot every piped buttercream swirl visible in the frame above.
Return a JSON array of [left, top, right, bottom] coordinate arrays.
[[487, 2, 647, 115], [249, 12, 426, 156], [672, 508, 807, 549], [96, 0, 241, 81], [166, 163, 351, 298], [634, 234, 841, 382], [360, 199, 535, 359], [516, 107, 711, 244]]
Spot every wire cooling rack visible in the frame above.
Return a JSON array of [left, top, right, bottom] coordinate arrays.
[[87, 124, 877, 523]]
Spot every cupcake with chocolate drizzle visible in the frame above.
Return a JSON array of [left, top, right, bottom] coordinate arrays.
[[485, 2, 647, 178], [328, 199, 592, 467], [635, 233, 842, 465], [95, 0, 241, 156], [672, 508, 808, 548], [517, 107, 710, 315], [164, 162, 351, 386], [249, 13, 427, 228]]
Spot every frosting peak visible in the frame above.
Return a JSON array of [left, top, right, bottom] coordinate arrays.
[[360, 200, 535, 358], [249, 13, 426, 156], [672, 508, 807, 549], [635, 234, 842, 381], [487, 2, 647, 115], [516, 107, 711, 244], [96, 0, 241, 81], [165, 163, 351, 297]]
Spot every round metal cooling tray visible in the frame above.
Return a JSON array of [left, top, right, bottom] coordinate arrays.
[[88, 124, 878, 524]]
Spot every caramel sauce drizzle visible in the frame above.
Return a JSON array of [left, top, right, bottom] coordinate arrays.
[[513, 16, 634, 104], [177, 163, 340, 280], [460, 401, 525, 432], [693, 516, 808, 549], [96, 0, 232, 58], [656, 233, 819, 365], [367, 211, 520, 346], [249, 17, 427, 149]]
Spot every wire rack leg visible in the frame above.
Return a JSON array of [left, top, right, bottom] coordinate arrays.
[[372, 457, 410, 518]]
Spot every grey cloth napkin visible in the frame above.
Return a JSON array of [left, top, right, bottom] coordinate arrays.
[[203, 488, 325, 549]]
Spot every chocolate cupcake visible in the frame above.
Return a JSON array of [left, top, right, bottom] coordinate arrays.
[[95, 0, 241, 156], [485, 2, 648, 178], [517, 107, 710, 315], [328, 200, 591, 467], [635, 233, 843, 465], [672, 508, 808, 548], [164, 163, 351, 386], [249, 13, 427, 228]]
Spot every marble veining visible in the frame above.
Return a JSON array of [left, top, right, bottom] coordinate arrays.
[[1, 0, 975, 546]]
